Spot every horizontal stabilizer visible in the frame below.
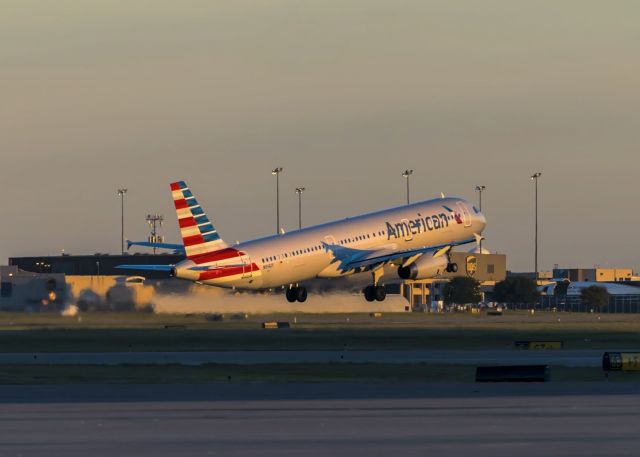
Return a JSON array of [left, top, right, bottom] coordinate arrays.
[[127, 240, 185, 253], [116, 264, 175, 272]]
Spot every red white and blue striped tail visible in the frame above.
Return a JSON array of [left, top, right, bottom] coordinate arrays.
[[170, 181, 228, 258]]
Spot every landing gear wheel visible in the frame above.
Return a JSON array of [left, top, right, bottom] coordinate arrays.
[[296, 286, 308, 303], [374, 285, 386, 302], [446, 263, 459, 273], [364, 286, 376, 302], [286, 287, 297, 303]]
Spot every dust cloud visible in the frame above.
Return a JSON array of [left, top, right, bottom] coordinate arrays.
[[152, 284, 408, 314]]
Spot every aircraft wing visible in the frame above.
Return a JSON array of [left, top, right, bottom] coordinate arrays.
[[127, 240, 186, 254], [341, 237, 477, 271]]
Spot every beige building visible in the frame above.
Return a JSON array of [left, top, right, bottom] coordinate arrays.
[[553, 268, 635, 282]]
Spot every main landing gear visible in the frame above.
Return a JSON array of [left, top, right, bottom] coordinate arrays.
[[364, 268, 386, 302], [286, 285, 308, 303], [364, 285, 386, 302]]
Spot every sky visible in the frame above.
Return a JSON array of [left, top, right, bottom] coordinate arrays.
[[1, 0, 639, 272]]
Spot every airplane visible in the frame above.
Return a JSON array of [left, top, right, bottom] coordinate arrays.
[[119, 181, 487, 302]]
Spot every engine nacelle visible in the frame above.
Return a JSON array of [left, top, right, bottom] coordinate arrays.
[[397, 255, 448, 280]]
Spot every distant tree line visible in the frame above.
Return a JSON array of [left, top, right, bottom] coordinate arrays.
[[493, 277, 540, 305], [441, 274, 612, 308], [443, 277, 482, 305], [490, 277, 610, 308], [580, 285, 610, 308]]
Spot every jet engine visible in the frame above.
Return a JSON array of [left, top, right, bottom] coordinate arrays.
[[397, 255, 448, 280]]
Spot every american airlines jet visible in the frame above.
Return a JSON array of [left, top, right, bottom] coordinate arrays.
[[119, 181, 487, 302]]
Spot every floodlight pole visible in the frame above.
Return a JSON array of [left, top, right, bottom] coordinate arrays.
[[295, 187, 306, 230], [475, 185, 486, 253], [272, 168, 283, 234], [117, 188, 127, 255], [402, 169, 413, 205], [531, 173, 542, 282]]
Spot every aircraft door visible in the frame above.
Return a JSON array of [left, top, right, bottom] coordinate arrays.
[[457, 202, 472, 228], [241, 255, 253, 278]]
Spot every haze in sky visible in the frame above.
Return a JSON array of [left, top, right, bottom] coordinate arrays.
[[2, 0, 639, 272]]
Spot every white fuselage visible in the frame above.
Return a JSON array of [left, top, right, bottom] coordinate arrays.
[[174, 197, 486, 290]]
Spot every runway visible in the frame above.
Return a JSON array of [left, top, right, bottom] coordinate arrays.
[[0, 349, 621, 367], [1, 384, 640, 457]]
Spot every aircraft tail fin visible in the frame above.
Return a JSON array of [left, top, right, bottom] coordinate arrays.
[[170, 181, 228, 258]]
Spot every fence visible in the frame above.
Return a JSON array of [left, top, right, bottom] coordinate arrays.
[[508, 295, 640, 313]]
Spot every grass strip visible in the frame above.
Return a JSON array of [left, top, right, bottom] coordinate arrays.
[[1, 327, 640, 352]]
